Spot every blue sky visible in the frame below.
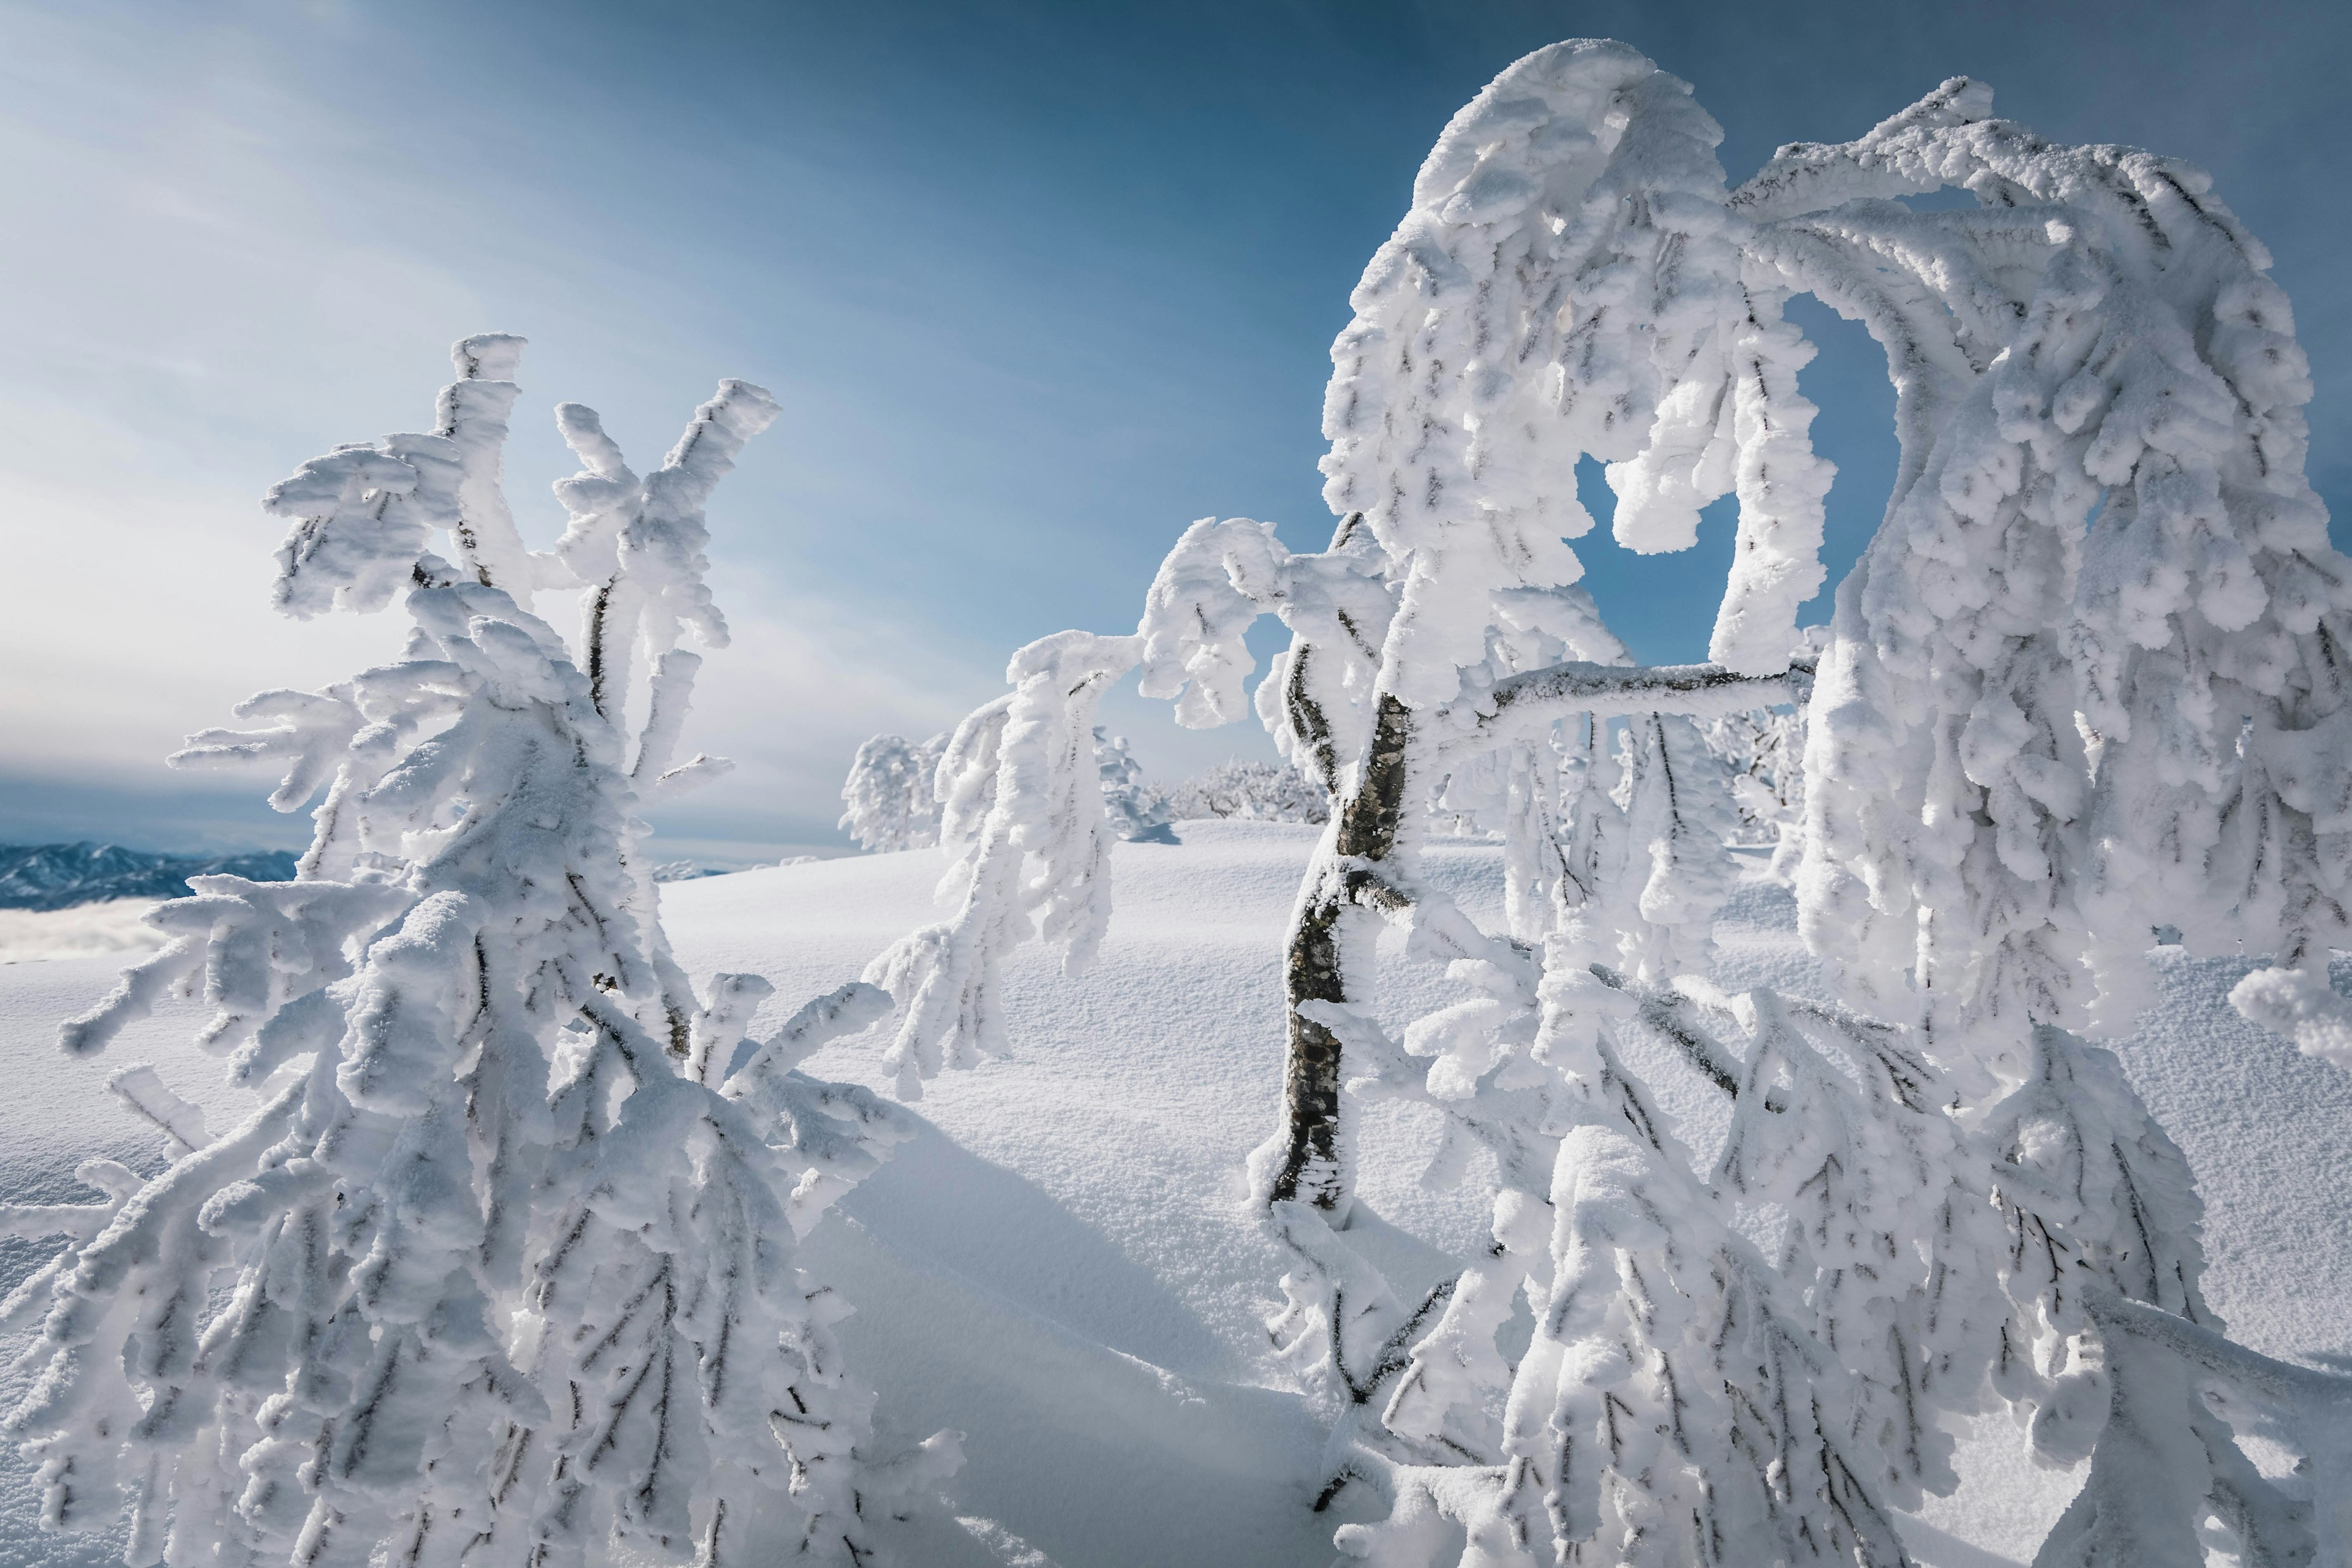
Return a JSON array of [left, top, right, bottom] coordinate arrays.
[[4, 0, 2347, 861]]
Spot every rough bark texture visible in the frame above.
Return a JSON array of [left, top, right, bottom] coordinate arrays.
[[1273, 693, 1414, 1208], [1285, 643, 1342, 793]]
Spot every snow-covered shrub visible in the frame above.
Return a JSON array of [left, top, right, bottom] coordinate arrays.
[[2, 336, 954, 1568], [1093, 728, 1175, 842], [839, 731, 948, 852], [1167, 759, 1330, 824]]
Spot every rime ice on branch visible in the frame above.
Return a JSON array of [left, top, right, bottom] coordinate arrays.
[[5, 337, 954, 1568]]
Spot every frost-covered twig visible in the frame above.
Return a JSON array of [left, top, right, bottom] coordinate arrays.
[[1438, 656, 1814, 757]]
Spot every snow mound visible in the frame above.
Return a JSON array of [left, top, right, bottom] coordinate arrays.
[[5, 821, 2347, 1566]]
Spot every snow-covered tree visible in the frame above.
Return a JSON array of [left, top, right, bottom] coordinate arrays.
[[848, 34, 2351, 1567], [1167, 758, 1331, 824], [1348, 42, 2350, 1567], [1, 336, 954, 1568], [839, 731, 949, 852], [857, 35, 1806, 1516]]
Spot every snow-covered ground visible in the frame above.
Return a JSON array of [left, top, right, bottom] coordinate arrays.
[[6, 821, 2349, 1567]]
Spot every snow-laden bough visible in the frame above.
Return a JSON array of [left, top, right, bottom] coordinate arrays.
[[7, 338, 957, 1567]]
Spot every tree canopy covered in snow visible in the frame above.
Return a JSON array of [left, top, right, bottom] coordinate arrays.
[[859, 37, 2352, 1568], [4, 337, 953, 1567]]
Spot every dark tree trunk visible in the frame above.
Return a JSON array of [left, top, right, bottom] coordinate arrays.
[[1271, 692, 1414, 1209], [1258, 541, 1806, 1211]]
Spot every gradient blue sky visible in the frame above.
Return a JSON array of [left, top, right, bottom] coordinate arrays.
[[4, 0, 2347, 861]]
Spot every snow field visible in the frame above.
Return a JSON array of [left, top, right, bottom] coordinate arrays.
[[4, 827, 2333, 1561], [7, 822, 2350, 1566]]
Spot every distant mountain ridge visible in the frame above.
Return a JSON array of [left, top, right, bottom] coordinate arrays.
[[0, 842, 299, 911]]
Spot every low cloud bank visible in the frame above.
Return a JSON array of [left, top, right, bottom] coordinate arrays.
[[0, 899, 164, 965]]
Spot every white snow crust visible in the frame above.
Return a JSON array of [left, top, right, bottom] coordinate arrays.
[[8, 823, 2345, 1568]]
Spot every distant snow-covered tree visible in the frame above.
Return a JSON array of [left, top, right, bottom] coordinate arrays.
[[1167, 758, 1331, 824], [2, 337, 954, 1568], [840, 731, 949, 852]]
